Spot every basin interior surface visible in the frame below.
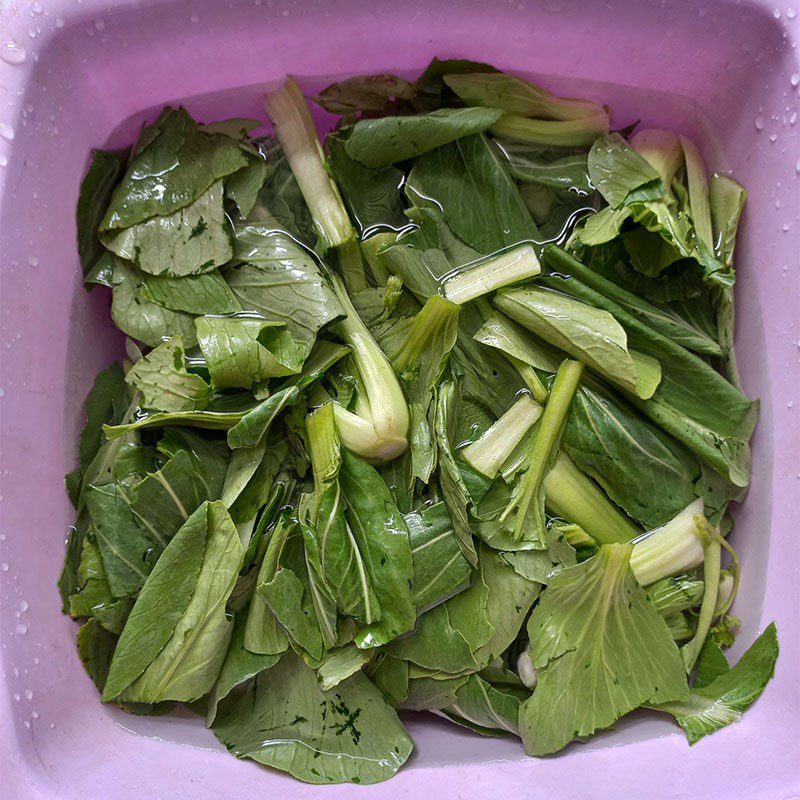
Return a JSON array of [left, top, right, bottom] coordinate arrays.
[[0, 1, 798, 798]]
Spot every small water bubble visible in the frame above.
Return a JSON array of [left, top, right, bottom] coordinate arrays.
[[23, 721, 30, 729], [1, 40, 27, 65], [775, 198, 782, 208], [49, 723, 55, 729], [24, 689, 33, 700], [28, 256, 39, 267], [789, 401, 795, 408], [94, 18, 106, 30], [19, 600, 29, 613], [755, 115, 765, 130], [13, 693, 20, 702], [0, 123, 15, 141], [0, 155, 7, 168], [31, 711, 39, 719], [15, 624, 28, 636], [12, 666, 19, 678], [790, 111, 798, 125], [792, 73, 800, 87], [55, 18, 64, 28], [783, 222, 791, 231], [1, 563, 9, 571], [774, 7, 781, 16], [788, 7, 797, 18], [28, 28, 37, 39], [33, 657, 39, 664], [769, 133, 778, 142], [190, 12, 199, 22], [281, 8, 289, 15]]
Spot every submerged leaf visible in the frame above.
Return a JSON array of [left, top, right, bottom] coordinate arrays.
[[212, 651, 413, 784], [344, 107, 503, 168], [519, 543, 688, 755]]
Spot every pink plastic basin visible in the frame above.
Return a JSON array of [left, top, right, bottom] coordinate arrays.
[[1, 1, 799, 797]]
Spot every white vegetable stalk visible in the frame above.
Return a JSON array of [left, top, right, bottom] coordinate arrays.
[[264, 77, 354, 250], [629, 129, 683, 189], [443, 72, 608, 122], [517, 650, 538, 689], [680, 135, 714, 252], [629, 498, 705, 586], [330, 275, 409, 462], [543, 451, 640, 545], [715, 569, 735, 615], [681, 514, 722, 672], [490, 113, 610, 148], [461, 393, 543, 477], [441, 244, 541, 305]]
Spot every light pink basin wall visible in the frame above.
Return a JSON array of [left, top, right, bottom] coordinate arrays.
[[1, 1, 798, 798]]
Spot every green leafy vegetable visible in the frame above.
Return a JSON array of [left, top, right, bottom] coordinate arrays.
[[345, 107, 503, 168], [101, 107, 247, 231], [406, 134, 539, 255], [264, 77, 355, 250], [61, 66, 768, 786], [519, 543, 688, 755], [313, 73, 415, 115], [212, 651, 413, 784], [77, 148, 128, 277], [103, 501, 242, 702], [653, 623, 778, 744], [196, 316, 304, 389], [126, 338, 212, 412]]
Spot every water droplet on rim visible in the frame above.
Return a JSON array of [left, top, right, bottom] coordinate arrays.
[[1, 41, 27, 65], [15, 624, 28, 636], [754, 116, 765, 130], [28, 255, 39, 267], [24, 689, 33, 700]]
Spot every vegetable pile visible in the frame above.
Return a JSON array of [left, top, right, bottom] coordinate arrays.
[[60, 58, 778, 785]]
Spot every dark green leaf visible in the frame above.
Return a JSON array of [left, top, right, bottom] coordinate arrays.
[[407, 502, 472, 613], [101, 107, 247, 230], [563, 385, 700, 528], [313, 73, 415, 115], [339, 450, 416, 648], [103, 501, 242, 702], [77, 148, 128, 276], [406, 134, 539, 255], [587, 133, 662, 208], [102, 180, 233, 276], [227, 385, 299, 449], [212, 651, 413, 785], [327, 133, 408, 236], [344, 107, 503, 168], [226, 224, 344, 354], [207, 614, 281, 724]]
